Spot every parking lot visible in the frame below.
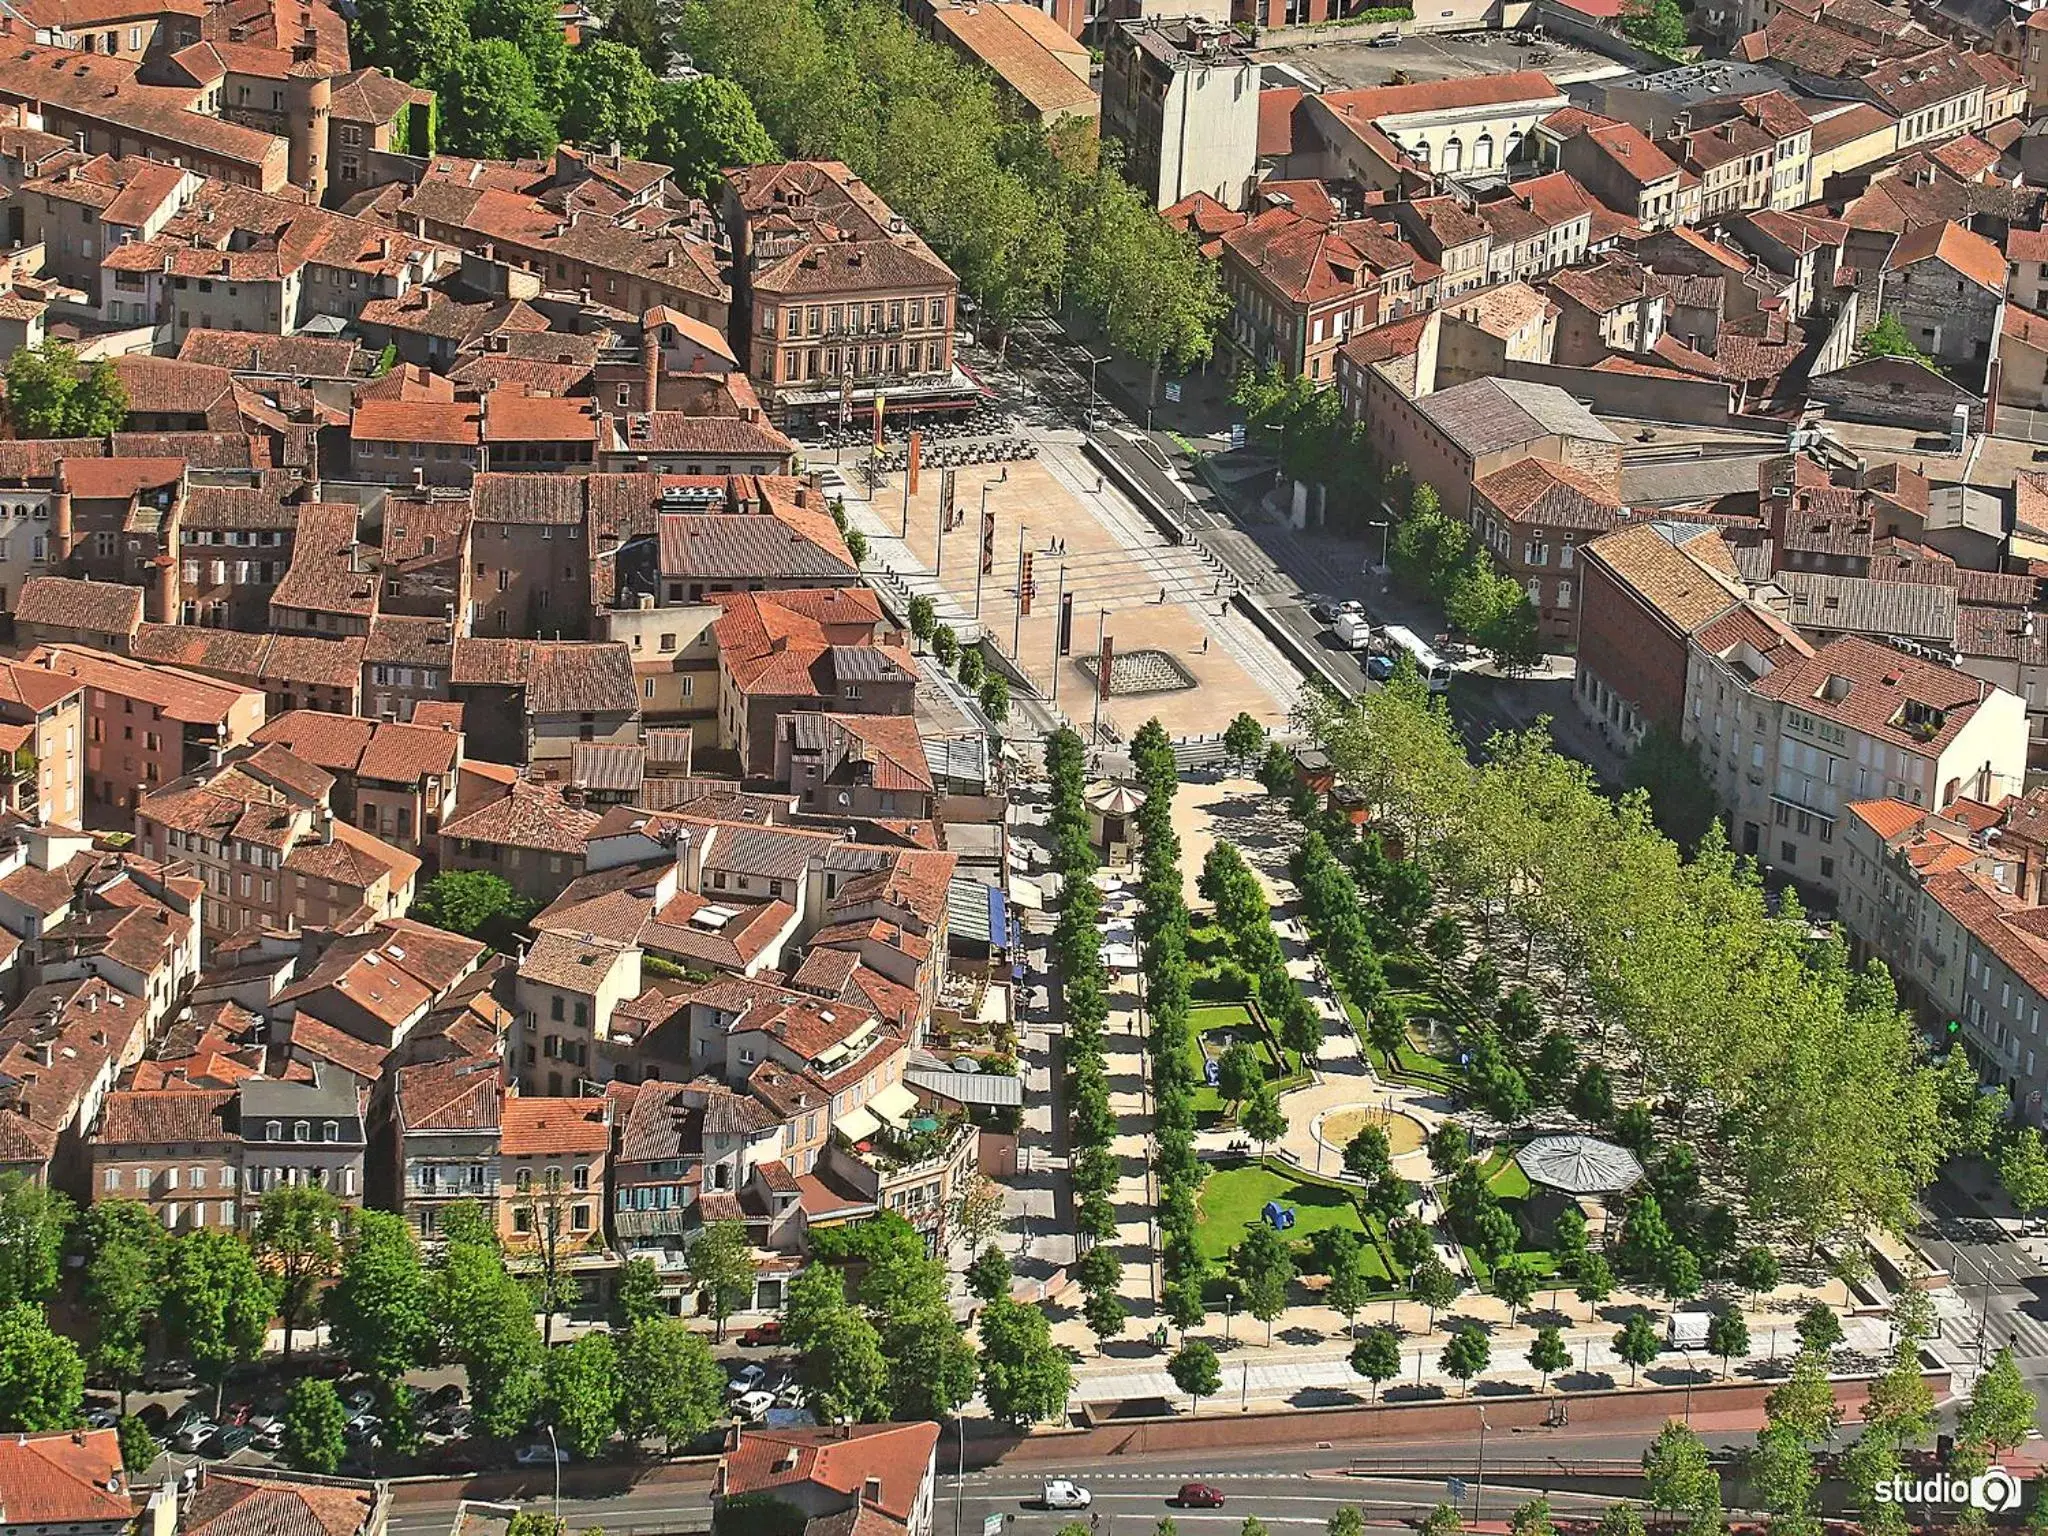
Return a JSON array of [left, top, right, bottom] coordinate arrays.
[[1253, 26, 1620, 90]]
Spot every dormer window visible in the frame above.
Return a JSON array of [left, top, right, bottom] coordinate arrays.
[[323, 1121, 338, 1142], [267, 1120, 281, 1140]]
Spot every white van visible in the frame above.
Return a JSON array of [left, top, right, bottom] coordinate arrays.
[[1381, 624, 1454, 692]]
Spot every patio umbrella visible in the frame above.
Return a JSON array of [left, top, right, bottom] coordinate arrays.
[[1513, 1134, 1645, 1196]]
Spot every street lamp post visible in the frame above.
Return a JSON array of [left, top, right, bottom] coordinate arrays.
[[1365, 519, 1391, 574], [1049, 560, 1067, 704], [1681, 1349, 1696, 1426], [1472, 1408, 1490, 1524], [544, 1423, 562, 1527], [1086, 352, 1112, 420]]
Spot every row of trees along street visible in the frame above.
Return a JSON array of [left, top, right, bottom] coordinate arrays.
[[676, 0, 1226, 386], [1048, 725, 1129, 1352]]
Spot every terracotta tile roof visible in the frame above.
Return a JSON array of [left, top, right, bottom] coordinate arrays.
[[397, 1053, 502, 1132], [930, 1, 1095, 118], [1887, 219, 2005, 291], [357, 720, 461, 783], [441, 779, 602, 855], [1319, 70, 1562, 127], [500, 1094, 608, 1156], [32, 644, 255, 724], [720, 1423, 939, 1523], [0, 658, 81, 716], [16, 576, 144, 638], [352, 398, 482, 446], [1748, 633, 1988, 755], [1584, 521, 1744, 633], [608, 412, 796, 460], [1258, 85, 1302, 158], [94, 1083, 237, 1144], [657, 510, 858, 584], [1473, 458, 1622, 531], [181, 1472, 377, 1536], [272, 503, 375, 617], [1548, 255, 1659, 315], [0, 1429, 130, 1524], [1846, 797, 1929, 840], [519, 928, 635, 992], [527, 642, 639, 715], [251, 711, 377, 773], [1221, 206, 1378, 307], [483, 390, 600, 444]]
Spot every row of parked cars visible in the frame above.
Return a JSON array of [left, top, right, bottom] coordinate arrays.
[[116, 1382, 473, 1466]]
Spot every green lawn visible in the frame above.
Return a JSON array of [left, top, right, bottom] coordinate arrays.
[[1186, 1003, 1284, 1123], [1361, 993, 1462, 1088], [1463, 1148, 1555, 1285], [1194, 1160, 1364, 1261]]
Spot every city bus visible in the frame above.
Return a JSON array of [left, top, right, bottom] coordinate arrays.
[[1380, 624, 1454, 693]]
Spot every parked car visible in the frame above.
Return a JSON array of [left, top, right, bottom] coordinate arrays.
[[202, 1426, 255, 1458], [342, 1415, 382, 1446], [734, 1390, 777, 1420], [515, 1442, 569, 1467], [430, 1406, 474, 1438], [135, 1404, 169, 1434], [247, 1414, 282, 1438], [1365, 654, 1395, 682], [253, 1428, 284, 1454], [172, 1419, 219, 1454], [736, 1320, 783, 1348], [343, 1387, 376, 1414], [1043, 1482, 1092, 1510], [1368, 27, 1400, 43], [422, 1385, 465, 1412], [85, 1406, 120, 1429], [726, 1364, 766, 1396], [143, 1362, 196, 1391], [1177, 1485, 1226, 1508]]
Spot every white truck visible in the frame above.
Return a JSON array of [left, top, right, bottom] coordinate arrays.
[[1332, 611, 1374, 650]]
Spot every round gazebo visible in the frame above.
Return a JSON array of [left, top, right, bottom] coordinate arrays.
[[1514, 1134, 1645, 1197], [1085, 781, 1146, 863]]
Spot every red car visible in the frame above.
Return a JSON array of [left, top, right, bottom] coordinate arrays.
[[1177, 1485, 1225, 1509], [737, 1320, 784, 1347]]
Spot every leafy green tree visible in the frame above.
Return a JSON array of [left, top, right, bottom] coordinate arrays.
[[117, 1415, 160, 1475], [1528, 1326, 1570, 1392], [1858, 313, 1930, 364], [0, 1301, 83, 1430], [78, 1201, 160, 1408], [1169, 1339, 1222, 1413], [1350, 1326, 1402, 1401], [1661, 1246, 1703, 1304], [883, 1308, 979, 1421], [467, 0, 564, 96], [801, 1306, 889, 1422], [931, 626, 959, 669], [434, 1236, 543, 1439], [1216, 1041, 1263, 1105], [558, 40, 658, 154], [689, 1220, 758, 1341], [1614, 1314, 1661, 1385], [1763, 1348, 1840, 1445], [1426, 1119, 1469, 1171], [544, 1332, 621, 1458], [254, 1183, 341, 1364], [601, 0, 668, 71], [1575, 1256, 1615, 1320], [906, 595, 937, 650], [1083, 1289, 1127, 1350], [1440, 1325, 1490, 1395], [1510, 1497, 1555, 1536], [163, 1229, 276, 1413], [612, 1256, 664, 1333], [1620, 0, 1687, 53], [1344, 1123, 1392, 1182], [411, 870, 537, 950], [966, 1245, 1012, 1305], [283, 1377, 348, 1474], [977, 1298, 1072, 1426], [619, 1315, 727, 1453], [1643, 1420, 1718, 1529], [1492, 1256, 1539, 1322], [435, 39, 558, 160], [2, 341, 128, 439], [651, 74, 778, 200], [1328, 1510, 1367, 1536], [1752, 1423, 1819, 1536], [1232, 1224, 1294, 1345], [1422, 1504, 1464, 1536], [327, 1210, 434, 1387], [351, 0, 469, 84], [1959, 1347, 2037, 1456], [2001, 1127, 2048, 1222], [1573, 1064, 1616, 1126], [1862, 1347, 1934, 1445], [1241, 1084, 1286, 1153], [1625, 725, 1720, 851], [979, 673, 1011, 724], [0, 1174, 72, 1309], [1598, 1506, 1648, 1536], [1224, 713, 1267, 772], [1707, 1310, 1749, 1378], [1793, 1302, 1843, 1356], [1324, 1241, 1373, 1337], [1732, 1246, 1780, 1302], [1411, 1256, 1460, 1331]]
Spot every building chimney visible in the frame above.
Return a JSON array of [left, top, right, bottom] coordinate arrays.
[[50, 467, 72, 565], [318, 809, 334, 845]]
